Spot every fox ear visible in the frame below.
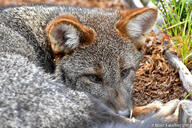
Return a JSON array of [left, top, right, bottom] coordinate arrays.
[[116, 8, 157, 48], [46, 16, 95, 55]]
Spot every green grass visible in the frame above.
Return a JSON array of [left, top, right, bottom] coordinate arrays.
[[152, 0, 192, 99], [185, 91, 192, 99], [152, 0, 192, 68]]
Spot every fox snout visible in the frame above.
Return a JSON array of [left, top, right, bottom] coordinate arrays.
[[107, 89, 133, 117]]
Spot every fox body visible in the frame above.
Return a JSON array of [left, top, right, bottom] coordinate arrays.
[[0, 4, 182, 128]]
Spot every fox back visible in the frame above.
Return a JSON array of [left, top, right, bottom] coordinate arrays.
[[0, 5, 158, 127]]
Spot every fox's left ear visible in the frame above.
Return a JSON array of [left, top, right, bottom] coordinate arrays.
[[46, 15, 95, 56], [116, 8, 158, 48]]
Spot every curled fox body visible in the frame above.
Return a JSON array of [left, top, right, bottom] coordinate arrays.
[[0, 4, 183, 128]]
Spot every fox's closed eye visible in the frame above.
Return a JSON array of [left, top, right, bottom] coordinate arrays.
[[85, 74, 103, 84], [121, 67, 134, 80]]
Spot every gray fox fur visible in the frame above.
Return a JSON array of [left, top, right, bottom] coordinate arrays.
[[0, 4, 183, 128]]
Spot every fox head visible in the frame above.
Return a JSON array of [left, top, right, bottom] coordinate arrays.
[[46, 8, 157, 117]]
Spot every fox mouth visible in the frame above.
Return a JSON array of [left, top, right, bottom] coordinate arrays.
[[117, 109, 133, 118], [108, 103, 133, 118]]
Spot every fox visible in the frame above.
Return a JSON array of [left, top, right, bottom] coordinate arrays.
[[0, 4, 187, 128]]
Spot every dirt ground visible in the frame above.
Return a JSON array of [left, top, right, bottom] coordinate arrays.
[[0, 0, 189, 106]]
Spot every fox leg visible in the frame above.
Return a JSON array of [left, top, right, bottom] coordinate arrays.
[[133, 99, 181, 118], [133, 100, 163, 117]]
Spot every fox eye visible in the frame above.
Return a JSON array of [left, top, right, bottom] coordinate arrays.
[[121, 68, 134, 80], [86, 74, 103, 84]]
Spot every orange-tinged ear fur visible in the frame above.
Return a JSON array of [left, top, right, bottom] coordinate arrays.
[[46, 15, 95, 62], [116, 8, 158, 49]]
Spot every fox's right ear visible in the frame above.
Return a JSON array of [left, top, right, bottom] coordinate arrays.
[[46, 16, 95, 55], [116, 8, 157, 49]]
